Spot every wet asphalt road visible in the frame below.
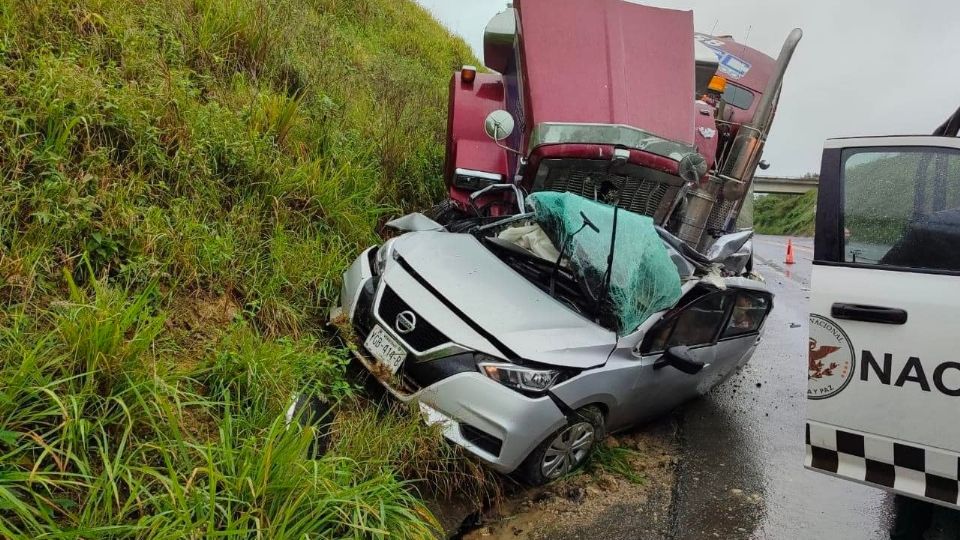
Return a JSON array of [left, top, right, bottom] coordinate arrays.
[[666, 235, 896, 539]]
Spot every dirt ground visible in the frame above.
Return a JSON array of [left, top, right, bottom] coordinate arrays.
[[459, 417, 679, 540]]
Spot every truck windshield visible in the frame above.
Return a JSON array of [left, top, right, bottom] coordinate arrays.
[[723, 84, 755, 110]]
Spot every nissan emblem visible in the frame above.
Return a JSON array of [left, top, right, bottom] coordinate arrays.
[[395, 311, 417, 334]]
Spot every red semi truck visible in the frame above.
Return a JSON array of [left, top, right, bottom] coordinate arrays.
[[434, 0, 801, 253]]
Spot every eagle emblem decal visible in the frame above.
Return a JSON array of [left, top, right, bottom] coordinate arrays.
[[807, 315, 856, 400]]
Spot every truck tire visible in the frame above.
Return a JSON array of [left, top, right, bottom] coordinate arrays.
[[516, 405, 605, 486], [424, 199, 466, 226]]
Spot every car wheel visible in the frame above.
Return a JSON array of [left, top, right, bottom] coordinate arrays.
[[517, 405, 605, 486], [285, 394, 334, 459]]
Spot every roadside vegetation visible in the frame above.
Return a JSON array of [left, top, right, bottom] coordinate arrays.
[[0, 0, 491, 536], [753, 191, 817, 236]]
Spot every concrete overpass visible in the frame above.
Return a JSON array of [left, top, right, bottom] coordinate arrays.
[[753, 175, 818, 194]]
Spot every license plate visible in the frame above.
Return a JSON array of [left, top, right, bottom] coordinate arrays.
[[364, 324, 406, 374]]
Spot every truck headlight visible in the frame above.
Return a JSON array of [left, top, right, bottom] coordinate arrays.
[[478, 360, 561, 393], [454, 168, 502, 191]]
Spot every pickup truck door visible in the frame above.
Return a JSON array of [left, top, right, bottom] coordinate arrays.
[[807, 136, 960, 508]]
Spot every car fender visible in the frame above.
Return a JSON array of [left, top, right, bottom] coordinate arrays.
[[548, 379, 620, 421]]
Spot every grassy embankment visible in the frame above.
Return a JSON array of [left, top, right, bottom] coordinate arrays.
[[753, 190, 817, 236], [0, 0, 497, 537]]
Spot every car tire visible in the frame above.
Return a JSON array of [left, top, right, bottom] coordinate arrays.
[[285, 394, 334, 459], [516, 405, 605, 486]]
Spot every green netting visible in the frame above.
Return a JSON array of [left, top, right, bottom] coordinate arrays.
[[528, 192, 682, 334]]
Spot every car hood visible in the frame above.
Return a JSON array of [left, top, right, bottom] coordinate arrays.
[[393, 232, 616, 369]]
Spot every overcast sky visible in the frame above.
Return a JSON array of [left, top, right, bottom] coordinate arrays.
[[415, 0, 960, 177]]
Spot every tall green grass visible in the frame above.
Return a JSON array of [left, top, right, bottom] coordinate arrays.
[[0, 0, 484, 536], [2, 270, 443, 537], [753, 190, 817, 236]]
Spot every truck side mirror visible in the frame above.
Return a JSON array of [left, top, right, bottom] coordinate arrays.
[[484, 110, 515, 141], [654, 346, 705, 375]]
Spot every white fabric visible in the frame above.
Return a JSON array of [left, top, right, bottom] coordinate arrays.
[[498, 224, 562, 263]]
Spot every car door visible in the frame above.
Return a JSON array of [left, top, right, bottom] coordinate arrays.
[[616, 290, 740, 422], [807, 136, 960, 505], [701, 288, 773, 392], [557, 285, 773, 432]]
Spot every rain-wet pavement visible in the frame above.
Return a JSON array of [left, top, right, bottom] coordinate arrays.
[[664, 235, 896, 539]]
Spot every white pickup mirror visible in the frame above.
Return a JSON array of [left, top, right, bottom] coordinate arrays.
[[484, 110, 515, 141]]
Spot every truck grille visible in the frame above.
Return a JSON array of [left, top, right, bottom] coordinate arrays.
[[377, 287, 449, 352], [534, 159, 682, 223]]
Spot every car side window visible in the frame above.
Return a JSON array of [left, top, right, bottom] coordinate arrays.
[[842, 147, 960, 272], [642, 318, 675, 355], [721, 291, 771, 339], [641, 292, 731, 354]]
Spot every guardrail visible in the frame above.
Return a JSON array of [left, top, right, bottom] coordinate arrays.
[[753, 176, 818, 195]]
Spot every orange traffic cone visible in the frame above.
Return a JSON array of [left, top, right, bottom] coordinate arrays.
[[785, 238, 796, 265]]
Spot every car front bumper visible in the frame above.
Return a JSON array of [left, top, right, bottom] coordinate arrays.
[[332, 249, 568, 473]]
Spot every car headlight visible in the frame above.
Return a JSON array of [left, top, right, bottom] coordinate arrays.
[[478, 360, 561, 394], [373, 239, 396, 275]]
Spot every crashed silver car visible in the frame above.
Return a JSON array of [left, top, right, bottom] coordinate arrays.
[[331, 193, 773, 485]]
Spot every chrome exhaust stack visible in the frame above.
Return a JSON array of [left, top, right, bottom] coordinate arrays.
[[677, 28, 803, 249], [718, 28, 803, 200]]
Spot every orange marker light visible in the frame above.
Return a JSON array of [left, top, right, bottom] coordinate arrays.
[[707, 75, 727, 93], [461, 65, 477, 84]]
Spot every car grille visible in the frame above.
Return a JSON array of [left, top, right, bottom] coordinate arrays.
[[377, 287, 449, 352], [403, 353, 476, 389]]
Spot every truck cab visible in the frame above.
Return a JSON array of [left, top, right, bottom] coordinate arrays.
[[440, 0, 799, 253], [806, 111, 960, 510]]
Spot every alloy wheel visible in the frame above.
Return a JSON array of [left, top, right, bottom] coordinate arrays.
[[540, 421, 595, 479]]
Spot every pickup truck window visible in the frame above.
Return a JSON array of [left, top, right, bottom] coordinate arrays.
[[842, 147, 960, 272]]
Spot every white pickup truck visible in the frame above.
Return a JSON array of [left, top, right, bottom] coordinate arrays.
[[806, 108, 960, 535]]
